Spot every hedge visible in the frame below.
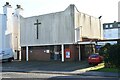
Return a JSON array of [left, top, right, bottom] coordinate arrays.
[[99, 43, 120, 68]]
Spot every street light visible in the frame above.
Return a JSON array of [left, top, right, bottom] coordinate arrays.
[[98, 16, 102, 39], [98, 16, 102, 19]]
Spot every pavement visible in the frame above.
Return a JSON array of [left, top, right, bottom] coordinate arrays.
[[1, 60, 120, 78]]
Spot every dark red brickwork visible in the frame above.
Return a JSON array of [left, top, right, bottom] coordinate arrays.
[[21, 46, 50, 61], [21, 44, 93, 61]]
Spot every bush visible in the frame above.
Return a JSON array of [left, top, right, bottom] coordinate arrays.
[[99, 43, 120, 68], [107, 44, 120, 68]]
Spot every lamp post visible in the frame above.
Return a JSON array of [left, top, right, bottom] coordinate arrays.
[[94, 16, 102, 53], [98, 16, 102, 39]]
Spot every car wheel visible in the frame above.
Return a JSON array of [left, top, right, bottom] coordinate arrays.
[[8, 58, 14, 62], [8, 58, 12, 62]]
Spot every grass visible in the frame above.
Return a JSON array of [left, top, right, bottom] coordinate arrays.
[[94, 67, 119, 72], [90, 63, 120, 73]]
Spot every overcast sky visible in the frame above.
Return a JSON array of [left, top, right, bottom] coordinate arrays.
[[0, 0, 119, 23]]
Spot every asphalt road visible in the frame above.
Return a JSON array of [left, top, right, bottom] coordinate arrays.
[[1, 61, 120, 80], [1, 72, 119, 80]]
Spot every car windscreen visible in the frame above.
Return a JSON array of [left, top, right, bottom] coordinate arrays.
[[90, 54, 99, 58]]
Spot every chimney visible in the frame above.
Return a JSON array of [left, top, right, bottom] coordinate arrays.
[[16, 4, 23, 10], [3, 2, 11, 7], [16, 5, 21, 9]]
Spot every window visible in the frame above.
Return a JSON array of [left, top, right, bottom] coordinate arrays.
[[105, 25, 108, 28], [110, 24, 113, 28], [118, 24, 120, 27]]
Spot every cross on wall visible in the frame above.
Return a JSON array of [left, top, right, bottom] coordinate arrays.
[[34, 19, 41, 39]]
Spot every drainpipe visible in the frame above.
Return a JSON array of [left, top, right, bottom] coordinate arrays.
[[26, 46, 28, 61], [61, 44, 64, 62]]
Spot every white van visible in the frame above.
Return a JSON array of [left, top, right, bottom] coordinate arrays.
[[0, 49, 14, 62]]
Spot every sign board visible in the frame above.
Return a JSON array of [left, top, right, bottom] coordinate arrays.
[[66, 51, 70, 58], [55, 52, 59, 54]]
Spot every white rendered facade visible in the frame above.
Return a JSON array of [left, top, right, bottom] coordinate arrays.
[[0, 14, 6, 53], [0, 2, 22, 60]]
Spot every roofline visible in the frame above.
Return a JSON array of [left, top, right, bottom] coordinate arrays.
[[74, 5, 99, 20], [22, 4, 99, 20], [20, 43, 76, 47], [96, 39, 120, 42], [103, 22, 120, 24]]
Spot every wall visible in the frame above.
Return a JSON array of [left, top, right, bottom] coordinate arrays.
[[20, 4, 102, 47], [21, 46, 51, 61], [103, 22, 120, 39], [0, 14, 6, 52], [0, 15, 3, 52], [119, 28, 120, 38], [3, 4, 14, 51], [118, 2, 120, 22], [20, 5, 75, 46], [12, 8, 23, 51], [74, 7, 101, 40], [104, 29, 118, 39], [63, 44, 79, 61]]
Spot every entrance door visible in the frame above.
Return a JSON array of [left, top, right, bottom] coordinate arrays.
[[80, 45, 86, 60], [50, 45, 61, 61]]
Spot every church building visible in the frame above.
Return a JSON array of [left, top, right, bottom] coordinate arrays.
[[20, 4, 102, 62]]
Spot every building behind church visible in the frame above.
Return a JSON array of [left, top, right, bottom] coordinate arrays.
[[103, 21, 120, 39], [0, 2, 13, 56], [0, 13, 6, 53], [0, 2, 23, 60], [97, 21, 120, 45], [20, 4, 102, 62]]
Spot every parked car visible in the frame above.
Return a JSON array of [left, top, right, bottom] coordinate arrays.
[[0, 49, 14, 62], [88, 53, 103, 65]]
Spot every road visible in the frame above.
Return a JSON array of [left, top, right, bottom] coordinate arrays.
[[1, 72, 119, 80], [1, 61, 120, 80]]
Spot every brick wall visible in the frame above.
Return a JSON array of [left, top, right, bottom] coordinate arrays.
[[21, 46, 50, 61]]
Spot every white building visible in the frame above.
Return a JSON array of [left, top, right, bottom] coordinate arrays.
[[103, 21, 120, 39], [0, 14, 6, 53], [20, 4, 102, 61], [0, 3, 102, 61], [0, 2, 22, 60], [101, 21, 120, 45]]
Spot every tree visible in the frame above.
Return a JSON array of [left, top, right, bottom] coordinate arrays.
[[99, 43, 120, 68], [108, 44, 120, 68]]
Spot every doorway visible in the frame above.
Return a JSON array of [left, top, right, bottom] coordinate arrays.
[[50, 45, 61, 61]]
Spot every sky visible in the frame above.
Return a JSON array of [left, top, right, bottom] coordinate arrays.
[[0, 0, 119, 23]]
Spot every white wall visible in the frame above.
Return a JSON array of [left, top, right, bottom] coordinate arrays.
[[20, 5, 74, 46], [20, 4, 102, 46], [0, 14, 3, 52], [119, 28, 120, 38], [103, 29, 118, 39], [118, 2, 120, 22], [0, 14, 6, 52], [74, 7, 101, 40], [3, 5, 14, 50], [12, 10, 20, 50]]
